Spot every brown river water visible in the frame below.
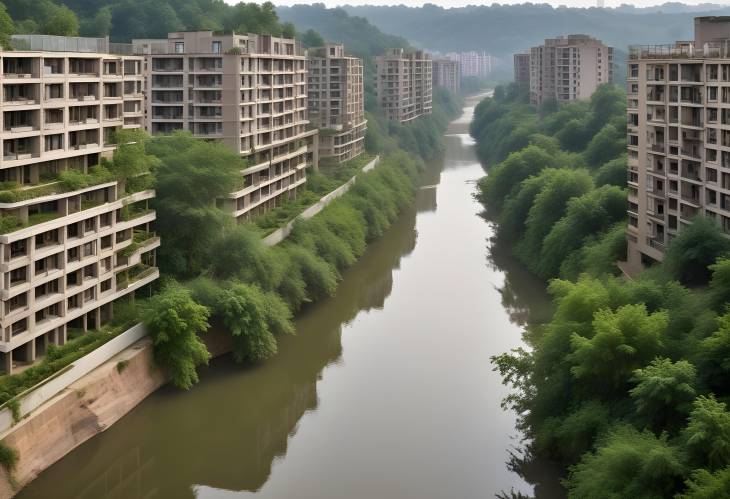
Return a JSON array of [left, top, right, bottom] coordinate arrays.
[[18, 94, 563, 499]]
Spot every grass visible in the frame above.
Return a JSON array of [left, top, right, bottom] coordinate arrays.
[[0, 324, 129, 407], [249, 154, 375, 235]]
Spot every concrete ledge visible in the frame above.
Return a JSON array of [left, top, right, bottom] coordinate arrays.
[[262, 155, 380, 246], [0, 323, 149, 437]]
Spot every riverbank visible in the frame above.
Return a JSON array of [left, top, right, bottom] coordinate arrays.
[[475, 84, 730, 498], [16, 91, 558, 499]]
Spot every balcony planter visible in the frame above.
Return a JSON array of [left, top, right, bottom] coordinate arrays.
[[9, 126, 33, 133]]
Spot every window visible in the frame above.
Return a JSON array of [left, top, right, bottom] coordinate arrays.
[[100, 279, 112, 293], [212, 41, 221, 54], [175, 42, 184, 54]]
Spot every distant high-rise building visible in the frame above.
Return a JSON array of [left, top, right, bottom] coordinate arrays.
[[133, 31, 317, 220], [432, 58, 460, 93], [375, 48, 433, 123], [446, 51, 492, 78], [626, 16, 730, 267], [307, 43, 367, 164], [529, 34, 613, 107], [513, 52, 530, 90]]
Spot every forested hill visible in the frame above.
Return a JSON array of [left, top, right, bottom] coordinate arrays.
[[341, 4, 730, 55], [276, 4, 409, 60], [1, 0, 295, 42]]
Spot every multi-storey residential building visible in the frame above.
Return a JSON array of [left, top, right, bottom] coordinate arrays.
[[375, 48, 433, 123], [307, 43, 366, 164], [446, 51, 492, 78], [133, 31, 316, 220], [0, 35, 159, 373], [626, 16, 730, 267], [513, 52, 530, 90], [432, 58, 460, 93], [529, 35, 613, 107]]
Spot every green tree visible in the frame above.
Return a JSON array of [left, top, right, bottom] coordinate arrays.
[[629, 357, 697, 431], [208, 225, 283, 290], [0, 3, 14, 49], [678, 468, 730, 499], [566, 425, 686, 499], [107, 129, 159, 192], [683, 395, 730, 470], [148, 132, 242, 277], [41, 4, 79, 36], [301, 28, 324, 47], [664, 216, 730, 285], [568, 304, 667, 394], [143, 283, 211, 390], [583, 123, 624, 167], [594, 155, 628, 188]]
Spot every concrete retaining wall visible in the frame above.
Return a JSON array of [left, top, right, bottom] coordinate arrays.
[[262, 155, 380, 246], [0, 323, 149, 437]]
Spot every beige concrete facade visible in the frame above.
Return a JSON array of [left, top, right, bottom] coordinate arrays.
[[433, 59, 460, 94], [627, 16, 730, 267], [134, 31, 314, 220], [375, 49, 433, 123], [513, 52, 530, 90], [529, 35, 613, 107], [445, 51, 492, 78], [0, 36, 158, 374], [307, 44, 366, 164]]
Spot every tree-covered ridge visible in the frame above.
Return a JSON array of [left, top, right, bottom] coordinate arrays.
[[2, 0, 296, 41], [474, 85, 730, 497], [341, 3, 730, 55]]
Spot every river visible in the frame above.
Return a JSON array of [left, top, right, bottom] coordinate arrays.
[[18, 94, 559, 499]]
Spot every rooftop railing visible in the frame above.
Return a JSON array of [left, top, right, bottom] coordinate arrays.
[[10, 35, 134, 55], [630, 40, 730, 60]]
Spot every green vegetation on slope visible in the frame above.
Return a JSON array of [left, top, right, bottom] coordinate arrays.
[[475, 84, 730, 497]]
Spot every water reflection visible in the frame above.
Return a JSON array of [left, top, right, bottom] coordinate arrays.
[[19, 94, 559, 499]]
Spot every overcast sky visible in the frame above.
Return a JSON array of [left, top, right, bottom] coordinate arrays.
[[268, 1, 730, 8]]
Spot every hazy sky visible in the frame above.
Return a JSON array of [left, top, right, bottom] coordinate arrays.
[[268, 0, 730, 8]]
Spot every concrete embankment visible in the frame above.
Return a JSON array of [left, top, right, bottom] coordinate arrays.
[[0, 338, 165, 497]]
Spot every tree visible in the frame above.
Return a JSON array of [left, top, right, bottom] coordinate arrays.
[[301, 28, 324, 47], [594, 155, 628, 188], [664, 216, 730, 285], [208, 225, 283, 290], [41, 4, 79, 36], [629, 357, 697, 431], [538, 185, 626, 279], [80, 6, 112, 37], [517, 168, 594, 271], [0, 3, 14, 49], [698, 311, 730, 395], [107, 129, 159, 192], [189, 278, 293, 364], [583, 124, 624, 167], [568, 304, 668, 394], [709, 257, 730, 311], [683, 395, 730, 470], [281, 21, 296, 39], [566, 425, 686, 499], [143, 283, 211, 390], [148, 131, 242, 277], [678, 468, 730, 499]]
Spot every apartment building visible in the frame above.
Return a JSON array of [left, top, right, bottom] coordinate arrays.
[[375, 48, 433, 123], [626, 16, 730, 267], [433, 58, 460, 94], [0, 35, 159, 373], [513, 52, 530, 90], [133, 31, 316, 220], [529, 35, 613, 107], [446, 51, 492, 78], [307, 43, 366, 164]]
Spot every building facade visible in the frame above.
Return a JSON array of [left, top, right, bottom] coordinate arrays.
[[446, 51, 492, 78], [513, 52, 530, 90], [529, 35, 613, 107], [626, 16, 730, 267], [307, 43, 367, 164], [133, 31, 316, 220], [0, 35, 159, 373], [432, 58, 460, 93], [375, 48, 433, 123]]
